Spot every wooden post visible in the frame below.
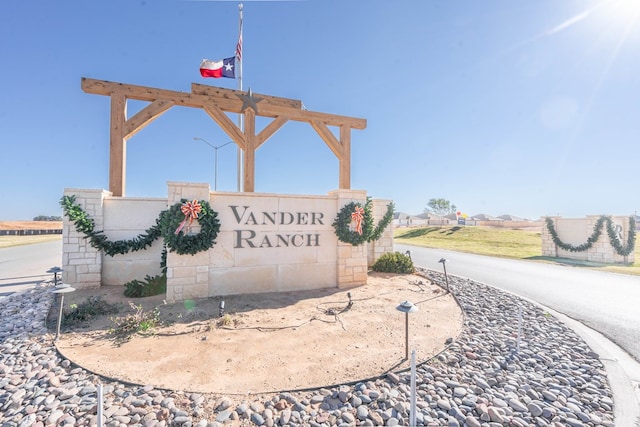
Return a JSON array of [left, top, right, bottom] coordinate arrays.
[[109, 93, 126, 197], [339, 125, 351, 189], [243, 109, 256, 192]]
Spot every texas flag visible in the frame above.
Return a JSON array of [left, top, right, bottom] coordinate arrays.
[[199, 57, 236, 78]]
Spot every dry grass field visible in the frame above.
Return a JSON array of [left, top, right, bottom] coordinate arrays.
[[0, 221, 62, 248], [0, 221, 62, 230]]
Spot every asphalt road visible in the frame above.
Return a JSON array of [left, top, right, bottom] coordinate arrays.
[[0, 239, 63, 298], [395, 243, 640, 363]]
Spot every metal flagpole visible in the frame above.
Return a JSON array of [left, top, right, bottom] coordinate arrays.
[[236, 2, 244, 192]]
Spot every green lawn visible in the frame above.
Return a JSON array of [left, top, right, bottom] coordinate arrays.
[[394, 225, 639, 276]]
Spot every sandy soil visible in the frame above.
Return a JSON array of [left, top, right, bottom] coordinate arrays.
[[54, 272, 463, 395]]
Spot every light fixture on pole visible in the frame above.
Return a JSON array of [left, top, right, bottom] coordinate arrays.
[[193, 137, 234, 191], [396, 300, 418, 360], [47, 266, 63, 286], [438, 258, 449, 293], [51, 283, 76, 341]]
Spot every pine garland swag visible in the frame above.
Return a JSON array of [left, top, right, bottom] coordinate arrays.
[[60, 195, 162, 256], [545, 215, 636, 257], [332, 197, 395, 246], [370, 201, 395, 242], [60, 195, 220, 257]]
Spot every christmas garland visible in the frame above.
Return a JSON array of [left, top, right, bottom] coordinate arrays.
[[545, 215, 636, 256], [60, 195, 161, 256], [332, 197, 395, 246], [60, 195, 220, 256]]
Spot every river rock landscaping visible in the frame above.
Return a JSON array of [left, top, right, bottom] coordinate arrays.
[[0, 268, 614, 426]]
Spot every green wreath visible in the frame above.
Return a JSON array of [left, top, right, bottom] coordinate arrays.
[[332, 201, 373, 246], [332, 198, 394, 246], [159, 199, 220, 255]]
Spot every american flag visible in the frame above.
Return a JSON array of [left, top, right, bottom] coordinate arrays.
[[236, 31, 242, 61]]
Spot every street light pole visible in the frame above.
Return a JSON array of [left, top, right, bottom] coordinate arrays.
[[193, 137, 234, 191]]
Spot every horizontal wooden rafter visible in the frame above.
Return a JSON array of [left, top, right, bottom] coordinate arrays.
[[82, 77, 366, 130], [192, 83, 302, 110]]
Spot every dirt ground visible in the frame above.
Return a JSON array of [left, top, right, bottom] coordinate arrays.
[[54, 272, 463, 395]]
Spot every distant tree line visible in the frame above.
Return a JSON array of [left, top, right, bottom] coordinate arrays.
[[33, 215, 63, 221], [424, 198, 457, 217]]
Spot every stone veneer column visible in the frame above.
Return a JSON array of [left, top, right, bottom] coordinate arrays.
[[62, 188, 111, 289], [329, 189, 368, 289], [367, 199, 394, 266], [540, 216, 558, 258], [165, 182, 211, 302]]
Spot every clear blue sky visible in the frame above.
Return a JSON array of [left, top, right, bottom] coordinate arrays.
[[1, 0, 639, 221]]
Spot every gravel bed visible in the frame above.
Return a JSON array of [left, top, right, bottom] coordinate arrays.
[[0, 270, 615, 426]]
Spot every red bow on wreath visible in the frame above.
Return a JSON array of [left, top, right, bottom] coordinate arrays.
[[351, 206, 365, 235], [175, 199, 203, 235]]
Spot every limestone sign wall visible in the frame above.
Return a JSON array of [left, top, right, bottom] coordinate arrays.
[[62, 183, 393, 301], [541, 215, 635, 264]]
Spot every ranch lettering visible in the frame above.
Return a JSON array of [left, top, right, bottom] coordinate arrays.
[[234, 230, 320, 248], [229, 205, 325, 249], [229, 206, 324, 226]]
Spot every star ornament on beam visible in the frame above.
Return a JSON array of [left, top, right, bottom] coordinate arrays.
[[237, 88, 263, 113]]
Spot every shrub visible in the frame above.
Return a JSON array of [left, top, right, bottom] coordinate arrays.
[[124, 274, 166, 297], [109, 302, 162, 341], [62, 296, 120, 326], [371, 251, 415, 274]]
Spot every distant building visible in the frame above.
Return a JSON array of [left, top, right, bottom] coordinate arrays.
[[471, 213, 504, 222], [393, 211, 541, 228], [498, 214, 528, 222], [393, 212, 427, 227]]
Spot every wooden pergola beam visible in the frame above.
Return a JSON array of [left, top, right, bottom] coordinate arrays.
[[82, 78, 366, 129], [82, 77, 366, 196], [124, 99, 174, 140], [309, 120, 344, 160], [203, 104, 247, 150], [192, 83, 302, 110], [256, 116, 288, 149]]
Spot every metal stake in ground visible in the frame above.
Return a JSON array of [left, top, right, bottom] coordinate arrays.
[[438, 258, 449, 293], [51, 283, 76, 341], [410, 349, 417, 427], [396, 301, 419, 360]]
